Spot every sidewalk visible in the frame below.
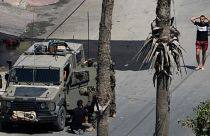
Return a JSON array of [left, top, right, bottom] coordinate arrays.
[[28, 0, 59, 6], [0, 4, 36, 36], [0, 0, 59, 8]]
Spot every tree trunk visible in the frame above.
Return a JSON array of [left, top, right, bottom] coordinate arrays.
[[156, 74, 170, 136], [156, 0, 171, 41], [155, 0, 171, 136], [97, 0, 114, 136]]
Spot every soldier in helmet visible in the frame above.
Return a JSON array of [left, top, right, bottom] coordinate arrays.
[[79, 86, 97, 132]]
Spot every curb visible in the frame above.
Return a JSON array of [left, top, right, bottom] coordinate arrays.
[[28, 0, 59, 6]]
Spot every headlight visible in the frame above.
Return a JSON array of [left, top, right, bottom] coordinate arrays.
[[48, 102, 56, 111], [40, 103, 47, 109], [6, 102, 11, 108]]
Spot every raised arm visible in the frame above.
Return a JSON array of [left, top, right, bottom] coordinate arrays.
[[204, 16, 210, 24], [191, 16, 200, 24]]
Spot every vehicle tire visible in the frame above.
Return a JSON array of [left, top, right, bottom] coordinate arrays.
[[54, 106, 66, 131]]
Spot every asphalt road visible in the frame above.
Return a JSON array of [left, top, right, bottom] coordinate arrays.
[[1, 0, 210, 136]]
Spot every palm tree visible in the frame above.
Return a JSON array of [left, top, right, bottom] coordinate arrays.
[[133, 0, 185, 135], [97, 0, 114, 136]]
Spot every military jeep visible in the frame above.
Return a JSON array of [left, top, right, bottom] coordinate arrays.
[[0, 41, 97, 131]]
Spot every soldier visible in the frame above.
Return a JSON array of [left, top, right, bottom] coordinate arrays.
[[79, 86, 97, 132], [110, 61, 116, 118]]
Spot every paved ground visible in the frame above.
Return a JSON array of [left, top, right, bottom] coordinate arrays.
[[0, 4, 35, 36], [0, 0, 210, 136], [28, 0, 59, 6], [0, 0, 59, 7]]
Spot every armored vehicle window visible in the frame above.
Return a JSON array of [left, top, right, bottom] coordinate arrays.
[[64, 64, 70, 81], [71, 71, 89, 86], [76, 50, 83, 63], [12, 68, 60, 84]]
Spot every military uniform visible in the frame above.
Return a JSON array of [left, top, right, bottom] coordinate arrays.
[[79, 86, 97, 129]]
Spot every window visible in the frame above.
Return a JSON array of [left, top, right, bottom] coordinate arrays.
[[11, 68, 60, 84], [64, 64, 70, 81], [71, 71, 89, 86], [76, 50, 83, 63]]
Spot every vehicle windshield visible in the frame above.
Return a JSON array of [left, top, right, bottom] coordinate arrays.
[[11, 68, 60, 83]]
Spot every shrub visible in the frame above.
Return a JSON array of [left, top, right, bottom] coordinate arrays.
[[178, 100, 210, 136]]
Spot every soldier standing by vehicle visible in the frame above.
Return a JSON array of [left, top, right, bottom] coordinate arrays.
[[79, 59, 116, 130], [80, 86, 97, 132]]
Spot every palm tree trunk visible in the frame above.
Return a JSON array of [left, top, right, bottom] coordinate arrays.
[[97, 0, 114, 136], [156, 74, 170, 136], [155, 0, 171, 136], [156, 0, 171, 41]]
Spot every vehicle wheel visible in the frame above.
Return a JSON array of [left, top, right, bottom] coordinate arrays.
[[54, 106, 66, 131]]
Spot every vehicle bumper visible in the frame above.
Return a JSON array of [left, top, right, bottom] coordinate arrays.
[[0, 112, 58, 123]]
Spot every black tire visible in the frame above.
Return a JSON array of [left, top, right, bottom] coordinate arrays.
[[54, 106, 66, 131]]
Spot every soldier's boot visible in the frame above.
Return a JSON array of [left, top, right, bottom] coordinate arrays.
[[111, 112, 116, 118], [110, 112, 117, 118], [86, 126, 95, 132], [110, 110, 116, 118], [82, 122, 92, 127]]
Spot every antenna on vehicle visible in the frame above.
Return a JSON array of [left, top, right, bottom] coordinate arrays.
[[87, 12, 90, 59], [31, 7, 35, 45], [73, 35, 76, 51], [73, 35, 77, 68], [32, 7, 35, 86]]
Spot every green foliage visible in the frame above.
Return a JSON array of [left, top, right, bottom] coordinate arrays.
[[179, 100, 210, 136]]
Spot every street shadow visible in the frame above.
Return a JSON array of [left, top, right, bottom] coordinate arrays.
[[185, 65, 196, 70], [61, 39, 148, 71], [0, 32, 18, 42], [0, 123, 55, 134], [0, 122, 95, 135], [182, 65, 196, 70], [0, 33, 149, 71]]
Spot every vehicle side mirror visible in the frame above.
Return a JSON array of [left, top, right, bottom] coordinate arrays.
[[71, 71, 89, 86], [0, 75, 2, 89], [7, 60, 12, 70]]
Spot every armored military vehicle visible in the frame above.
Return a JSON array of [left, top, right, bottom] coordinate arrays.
[[0, 40, 97, 130]]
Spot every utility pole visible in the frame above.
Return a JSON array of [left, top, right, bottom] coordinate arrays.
[[97, 0, 114, 136], [155, 0, 171, 136]]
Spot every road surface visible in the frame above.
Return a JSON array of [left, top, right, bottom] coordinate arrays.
[[1, 0, 210, 136]]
